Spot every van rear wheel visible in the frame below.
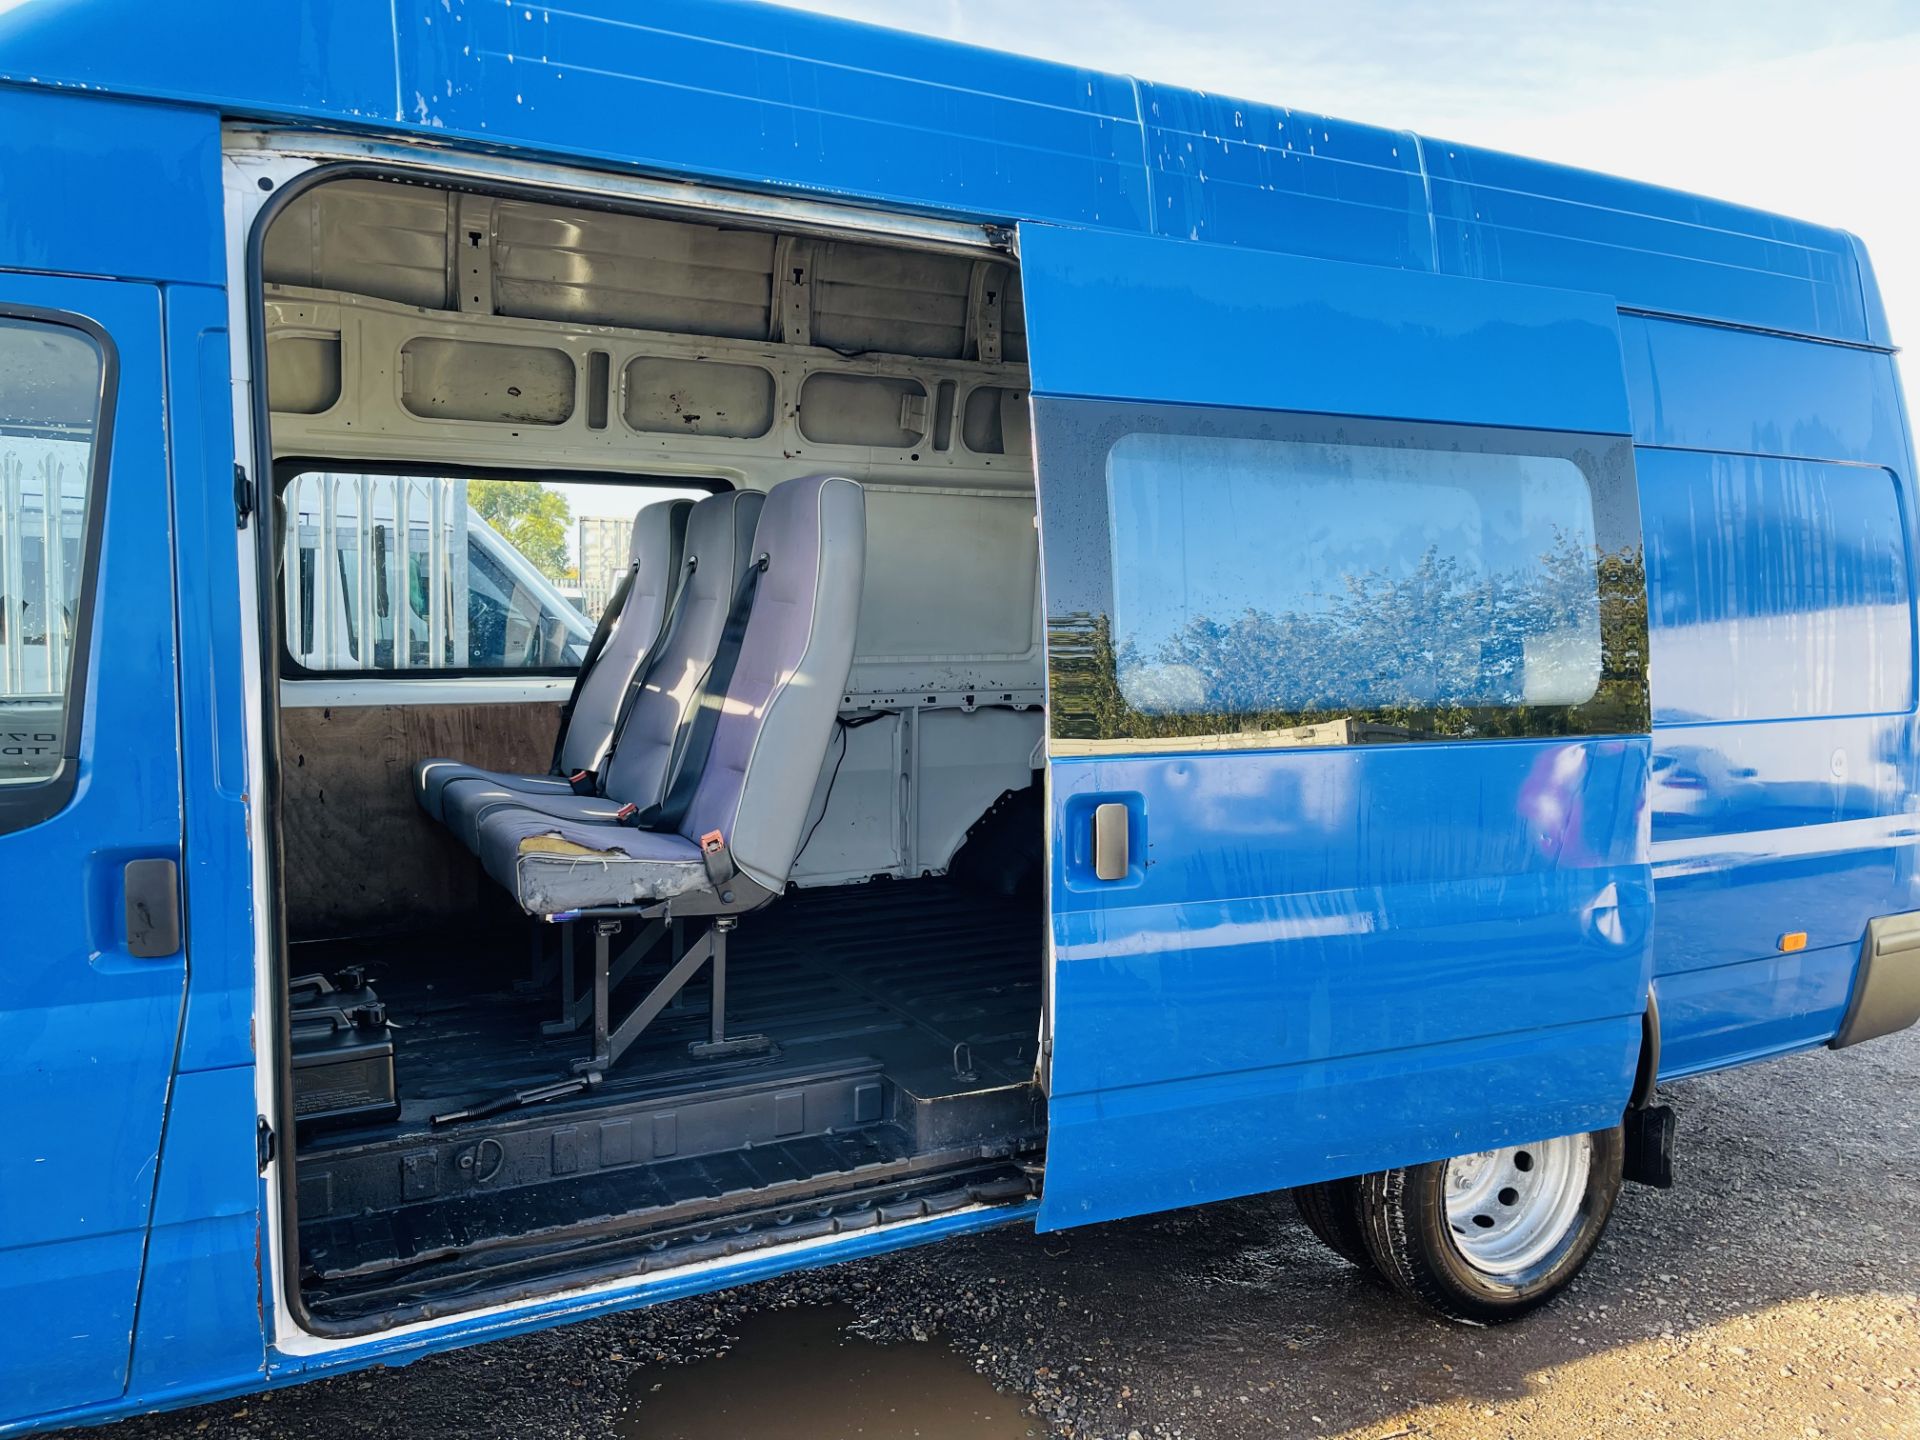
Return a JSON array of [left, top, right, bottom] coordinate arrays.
[[1292, 1177, 1373, 1270], [1355, 1126, 1624, 1323]]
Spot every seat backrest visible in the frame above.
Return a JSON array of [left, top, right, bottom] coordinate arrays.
[[681, 474, 866, 890], [557, 497, 692, 775], [600, 488, 765, 809]]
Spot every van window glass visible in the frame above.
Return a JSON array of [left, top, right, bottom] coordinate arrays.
[[0, 317, 106, 787], [1641, 453, 1912, 723], [1105, 433, 1604, 721], [279, 469, 709, 674]]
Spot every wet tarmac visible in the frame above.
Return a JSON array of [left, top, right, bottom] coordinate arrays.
[[616, 1303, 1039, 1439]]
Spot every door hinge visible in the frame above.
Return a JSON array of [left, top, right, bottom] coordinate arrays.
[[234, 463, 256, 529], [256, 1116, 277, 1172]]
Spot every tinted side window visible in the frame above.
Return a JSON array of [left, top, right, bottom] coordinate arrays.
[[0, 315, 108, 794], [1107, 434, 1603, 717], [1038, 399, 1649, 751]]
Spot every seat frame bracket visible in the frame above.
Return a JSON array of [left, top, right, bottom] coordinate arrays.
[[571, 914, 775, 1077]]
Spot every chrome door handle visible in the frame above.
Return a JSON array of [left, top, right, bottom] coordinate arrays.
[[1093, 802, 1129, 881]]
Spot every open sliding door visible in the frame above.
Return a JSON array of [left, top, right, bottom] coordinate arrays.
[[1024, 224, 1655, 1230]]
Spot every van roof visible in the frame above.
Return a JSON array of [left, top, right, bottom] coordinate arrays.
[[0, 0, 1888, 348]]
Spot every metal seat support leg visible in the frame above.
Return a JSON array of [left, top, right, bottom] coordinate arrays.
[[515, 920, 561, 994], [572, 915, 774, 1078], [687, 918, 773, 1059], [542, 917, 666, 1036]]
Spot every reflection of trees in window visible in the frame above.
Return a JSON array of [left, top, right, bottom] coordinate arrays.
[[1053, 540, 1648, 744]]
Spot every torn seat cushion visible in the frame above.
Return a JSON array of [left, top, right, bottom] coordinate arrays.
[[476, 800, 709, 914]]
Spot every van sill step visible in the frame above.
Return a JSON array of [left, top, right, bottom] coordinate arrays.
[[301, 1158, 1035, 1328]]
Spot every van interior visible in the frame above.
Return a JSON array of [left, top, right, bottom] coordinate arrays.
[[261, 176, 1049, 1327]]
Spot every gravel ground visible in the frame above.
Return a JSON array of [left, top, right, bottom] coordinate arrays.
[[76, 1026, 1920, 1440]]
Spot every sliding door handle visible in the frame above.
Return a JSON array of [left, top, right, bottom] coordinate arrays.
[[1093, 802, 1130, 881]]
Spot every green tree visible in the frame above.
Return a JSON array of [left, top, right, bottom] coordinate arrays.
[[1051, 536, 1649, 746], [467, 479, 571, 583]]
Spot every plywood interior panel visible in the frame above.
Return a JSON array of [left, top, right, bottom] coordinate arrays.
[[280, 701, 559, 939]]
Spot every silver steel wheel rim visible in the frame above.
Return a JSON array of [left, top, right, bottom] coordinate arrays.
[[1443, 1133, 1592, 1278]]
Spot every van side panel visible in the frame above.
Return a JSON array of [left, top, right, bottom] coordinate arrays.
[[1620, 318, 1904, 459], [1046, 742, 1650, 1227], [1131, 85, 1435, 273], [0, 2, 397, 126], [0, 93, 263, 1429], [407, 4, 1152, 232], [1427, 147, 1875, 343], [0, 2, 1883, 349], [0, 89, 222, 285], [123, 283, 266, 1398], [0, 272, 183, 1419], [1024, 224, 1655, 1230], [1013, 222, 1632, 432], [1132, 86, 1878, 348], [164, 281, 258, 1074], [126, 1067, 264, 1396], [1623, 314, 1920, 1077]]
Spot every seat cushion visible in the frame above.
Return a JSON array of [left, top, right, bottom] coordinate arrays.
[[475, 801, 708, 915], [439, 773, 621, 852], [412, 759, 576, 823]]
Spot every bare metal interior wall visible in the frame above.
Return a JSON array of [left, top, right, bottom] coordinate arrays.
[[263, 178, 1032, 488]]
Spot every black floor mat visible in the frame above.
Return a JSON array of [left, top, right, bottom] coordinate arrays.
[[294, 877, 1044, 1146], [290, 878, 1045, 1324]]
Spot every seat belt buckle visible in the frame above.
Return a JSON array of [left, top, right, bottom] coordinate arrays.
[[699, 829, 736, 889], [614, 802, 639, 826], [569, 769, 597, 795]]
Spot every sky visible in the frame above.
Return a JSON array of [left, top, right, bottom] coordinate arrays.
[[770, 0, 1920, 385]]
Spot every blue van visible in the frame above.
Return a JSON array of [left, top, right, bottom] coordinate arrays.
[[2, 1, 1916, 1431]]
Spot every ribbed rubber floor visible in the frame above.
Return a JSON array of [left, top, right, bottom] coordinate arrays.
[[304, 1123, 919, 1283], [302, 1152, 1036, 1325], [295, 876, 1043, 1142], [291, 878, 1043, 1325]]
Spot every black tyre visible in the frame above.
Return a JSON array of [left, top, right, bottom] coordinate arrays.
[[1355, 1126, 1624, 1324], [1292, 1177, 1373, 1269]]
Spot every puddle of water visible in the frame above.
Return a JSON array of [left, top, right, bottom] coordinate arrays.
[[619, 1304, 1040, 1440]]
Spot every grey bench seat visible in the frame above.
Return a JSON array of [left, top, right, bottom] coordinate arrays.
[[432, 489, 765, 850], [471, 473, 866, 917], [412, 496, 692, 822]]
